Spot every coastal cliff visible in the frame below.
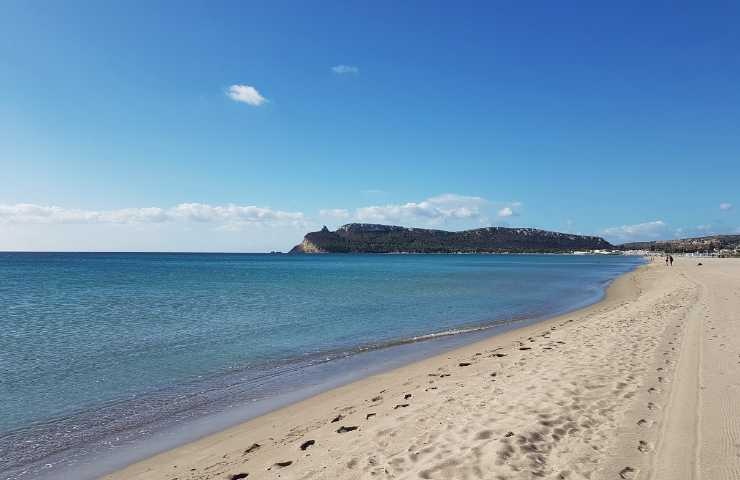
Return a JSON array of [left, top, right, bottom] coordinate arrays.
[[289, 224, 614, 254]]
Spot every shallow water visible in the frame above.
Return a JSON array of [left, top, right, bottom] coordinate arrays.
[[0, 253, 642, 479]]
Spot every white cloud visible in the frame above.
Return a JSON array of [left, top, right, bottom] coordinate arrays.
[[319, 208, 350, 219], [0, 204, 170, 224], [719, 202, 733, 211], [316, 194, 521, 227], [227, 84, 267, 106], [604, 220, 738, 243], [498, 207, 513, 217], [172, 203, 303, 224], [0, 203, 303, 227], [354, 194, 487, 225], [602, 220, 668, 243], [674, 224, 717, 238], [331, 65, 359, 75]]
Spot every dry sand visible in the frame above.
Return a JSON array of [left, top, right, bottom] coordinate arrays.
[[104, 258, 740, 480]]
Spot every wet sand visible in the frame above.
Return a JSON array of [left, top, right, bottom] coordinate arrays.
[[104, 257, 740, 480]]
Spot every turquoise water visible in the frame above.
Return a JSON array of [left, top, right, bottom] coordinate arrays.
[[0, 253, 642, 479]]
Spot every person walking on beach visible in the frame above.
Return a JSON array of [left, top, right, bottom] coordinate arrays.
[[669, 255, 674, 266], [665, 255, 669, 266]]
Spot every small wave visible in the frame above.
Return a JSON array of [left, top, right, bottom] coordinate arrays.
[[350, 320, 519, 355], [409, 324, 500, 341]]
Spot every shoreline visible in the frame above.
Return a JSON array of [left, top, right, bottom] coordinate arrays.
[[101, 258, 740, 479], [2, 254, 640, 480], [102, 261, 651, 480]]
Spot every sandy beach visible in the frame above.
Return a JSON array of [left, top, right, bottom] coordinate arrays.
[[104, 257, 740, 480]]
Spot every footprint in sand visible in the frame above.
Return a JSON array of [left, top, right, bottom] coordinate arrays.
[[638, 440, 652, 452], [475, 430, 494, 440], [244, 443, 260, 455], [300, 440, 315, 450], [230, 474, 248, 480], [337, 425, 358, 433], [619, 466, 637, 479], [331, 414, 344, 423]]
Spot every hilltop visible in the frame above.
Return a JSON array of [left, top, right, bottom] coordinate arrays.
[[289, 223, 614, 254]]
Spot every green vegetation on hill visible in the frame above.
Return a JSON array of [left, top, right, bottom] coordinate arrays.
[[289, 224, 614, 254]]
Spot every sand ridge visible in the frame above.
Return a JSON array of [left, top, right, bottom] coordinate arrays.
[[103, 258, 740, 480]]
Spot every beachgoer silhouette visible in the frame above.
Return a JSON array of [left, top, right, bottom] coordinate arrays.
[[669, 255, 674, 266], [665, 256, 669, 266]]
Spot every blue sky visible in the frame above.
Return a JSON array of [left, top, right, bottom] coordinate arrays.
[[1, 1, 738, 251]]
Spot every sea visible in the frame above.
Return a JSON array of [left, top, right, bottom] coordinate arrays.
[[0, 252, 643, 479]]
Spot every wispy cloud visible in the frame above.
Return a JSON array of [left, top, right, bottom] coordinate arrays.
[[317, 194, 522, 227], [331, 65, 359, 75], [172, 203, 303, 225], [227, 84, 267, 106], [673, 224, 717, 238], [720, 202, 733, 211], [0, 203, 304, 228], [319, 208, 351, 219], [354, 194, 486, 225], [564, 219, 576, 233], [603, 219, 739, 243], [602, 220, 668, 243], [497, 201, 523, 218], [498, 207, 514, 217], [1, 195, 525, 237]]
